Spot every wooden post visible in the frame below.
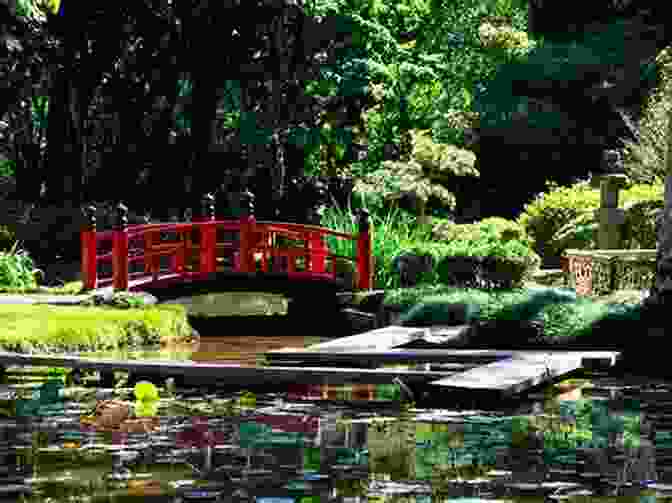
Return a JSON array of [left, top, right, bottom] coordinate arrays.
[[142, 215, 156, 278], [199, 193, 217, 274], [173, 223, 185, 275], [80, 204, 97, 291], [304, 232, 310, 273], [356, 208, 373, 290], [310, 231, 327, 273], [113, 202, 129, 291], [237, 188, 255, 273]]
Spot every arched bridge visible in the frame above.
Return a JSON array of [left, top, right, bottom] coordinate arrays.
[[80, 202, 374, 308]]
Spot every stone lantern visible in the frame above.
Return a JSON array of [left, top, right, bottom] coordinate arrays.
[[590, 149, 629, 250]]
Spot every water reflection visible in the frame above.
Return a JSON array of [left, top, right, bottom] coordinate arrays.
[[2, 340, 672, 502], [191, 336, 326, 366]]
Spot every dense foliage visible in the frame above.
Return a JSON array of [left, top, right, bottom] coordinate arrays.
[[1, 0, 670, 299], [621, 45, 672, 184], [516, 178, 664, 264]]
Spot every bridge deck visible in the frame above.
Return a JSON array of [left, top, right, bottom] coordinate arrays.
[[95, 270, 341, 291], [0, 351, 456, 387], [429, 350, 621, 396]]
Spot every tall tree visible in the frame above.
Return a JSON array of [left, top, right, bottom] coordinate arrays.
[[648, 78, 672, 310]]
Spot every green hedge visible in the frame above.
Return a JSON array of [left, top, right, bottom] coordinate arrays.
[[429, 218, 541, 288]]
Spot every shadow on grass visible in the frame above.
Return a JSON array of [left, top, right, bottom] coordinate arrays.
[[396, 285, 656, 354]]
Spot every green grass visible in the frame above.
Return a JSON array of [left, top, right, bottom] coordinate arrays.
[[0, 303, 193, 353], [0, 280, 86, 295]]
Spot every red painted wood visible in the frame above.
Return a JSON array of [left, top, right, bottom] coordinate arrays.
[[357, 226, 373, 290], [310, 232, 327, 273], [238, 216, 255, 273], [80, 229, 97, 290], [199, 221, 217, 274], [112, 228, 129, 291], [94, 218, 371, 292], [144, 231, 155, 275], [173, 230, 186, 274]]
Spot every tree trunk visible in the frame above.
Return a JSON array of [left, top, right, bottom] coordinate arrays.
[[189, 68, 218, 207], [648, 86, 672, 312], [43, 68, 84, 206]]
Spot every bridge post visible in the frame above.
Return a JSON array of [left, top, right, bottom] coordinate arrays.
[[356, 208, 373, 290], [199, 193, 217, 274], [237, 188, 255, 273], [113, 202, 129, 291], [80, 204, 97, 290], [143, 215, 159, 280], [310, 232, 327, 273]]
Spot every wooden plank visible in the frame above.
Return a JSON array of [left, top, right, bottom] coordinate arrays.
[[429, 351, 621, 396], [0, 351, 455, 386], [294, 326, 431, 352], [267, 347, 619, 369], [266, 348, 514, 365]]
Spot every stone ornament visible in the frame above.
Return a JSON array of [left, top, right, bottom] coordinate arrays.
[[570, 255, 593, 296]]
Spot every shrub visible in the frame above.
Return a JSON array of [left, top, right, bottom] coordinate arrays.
[[550, 210, 598, 255], [429, 217, 541, 288], [398, 297, 481, 327], [621, 199, 664, 249], [0, 159, 15, 178], [476, 217, 534, 247], [0, 244, 41, 290], [0, 225, 16, 252], [516, 179, 600, 265], [435, 240, 540, 290], [621, 182, 664, 203], [390, 241, 454, 287], [432, 217, 532, 248]]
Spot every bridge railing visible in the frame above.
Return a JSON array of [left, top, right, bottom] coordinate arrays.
[[80, 202, 373, 292]]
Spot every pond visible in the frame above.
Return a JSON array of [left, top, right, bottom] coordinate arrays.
[[2, 297, 672, 502]]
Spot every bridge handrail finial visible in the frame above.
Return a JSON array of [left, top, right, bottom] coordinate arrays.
[[82, 204, 97, 230], [357, 208, 370, 233], [240, 187, 255, 218], [201, 193, 216, 221], [115, 202, 129, 230]]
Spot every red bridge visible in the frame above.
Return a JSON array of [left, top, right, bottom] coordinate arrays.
[[79, 201, 374, 295]]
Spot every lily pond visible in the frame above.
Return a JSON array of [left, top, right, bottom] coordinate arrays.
[[2, 299, 672, 502]]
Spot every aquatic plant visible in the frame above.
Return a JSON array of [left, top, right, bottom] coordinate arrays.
[[134, 381, 159, 417]]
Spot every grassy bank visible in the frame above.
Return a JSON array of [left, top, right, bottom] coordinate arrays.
[[0, 303, 194, 353], [0, 281, 85, 295], [382, 282, 649, 349]]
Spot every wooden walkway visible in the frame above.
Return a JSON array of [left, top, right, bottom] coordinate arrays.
[[0, 351, 456, 387], [0, 322, 622, 398], [267, 325, 622, 397], [429, 350, 620, 396], [296, 325, 441, 352]]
